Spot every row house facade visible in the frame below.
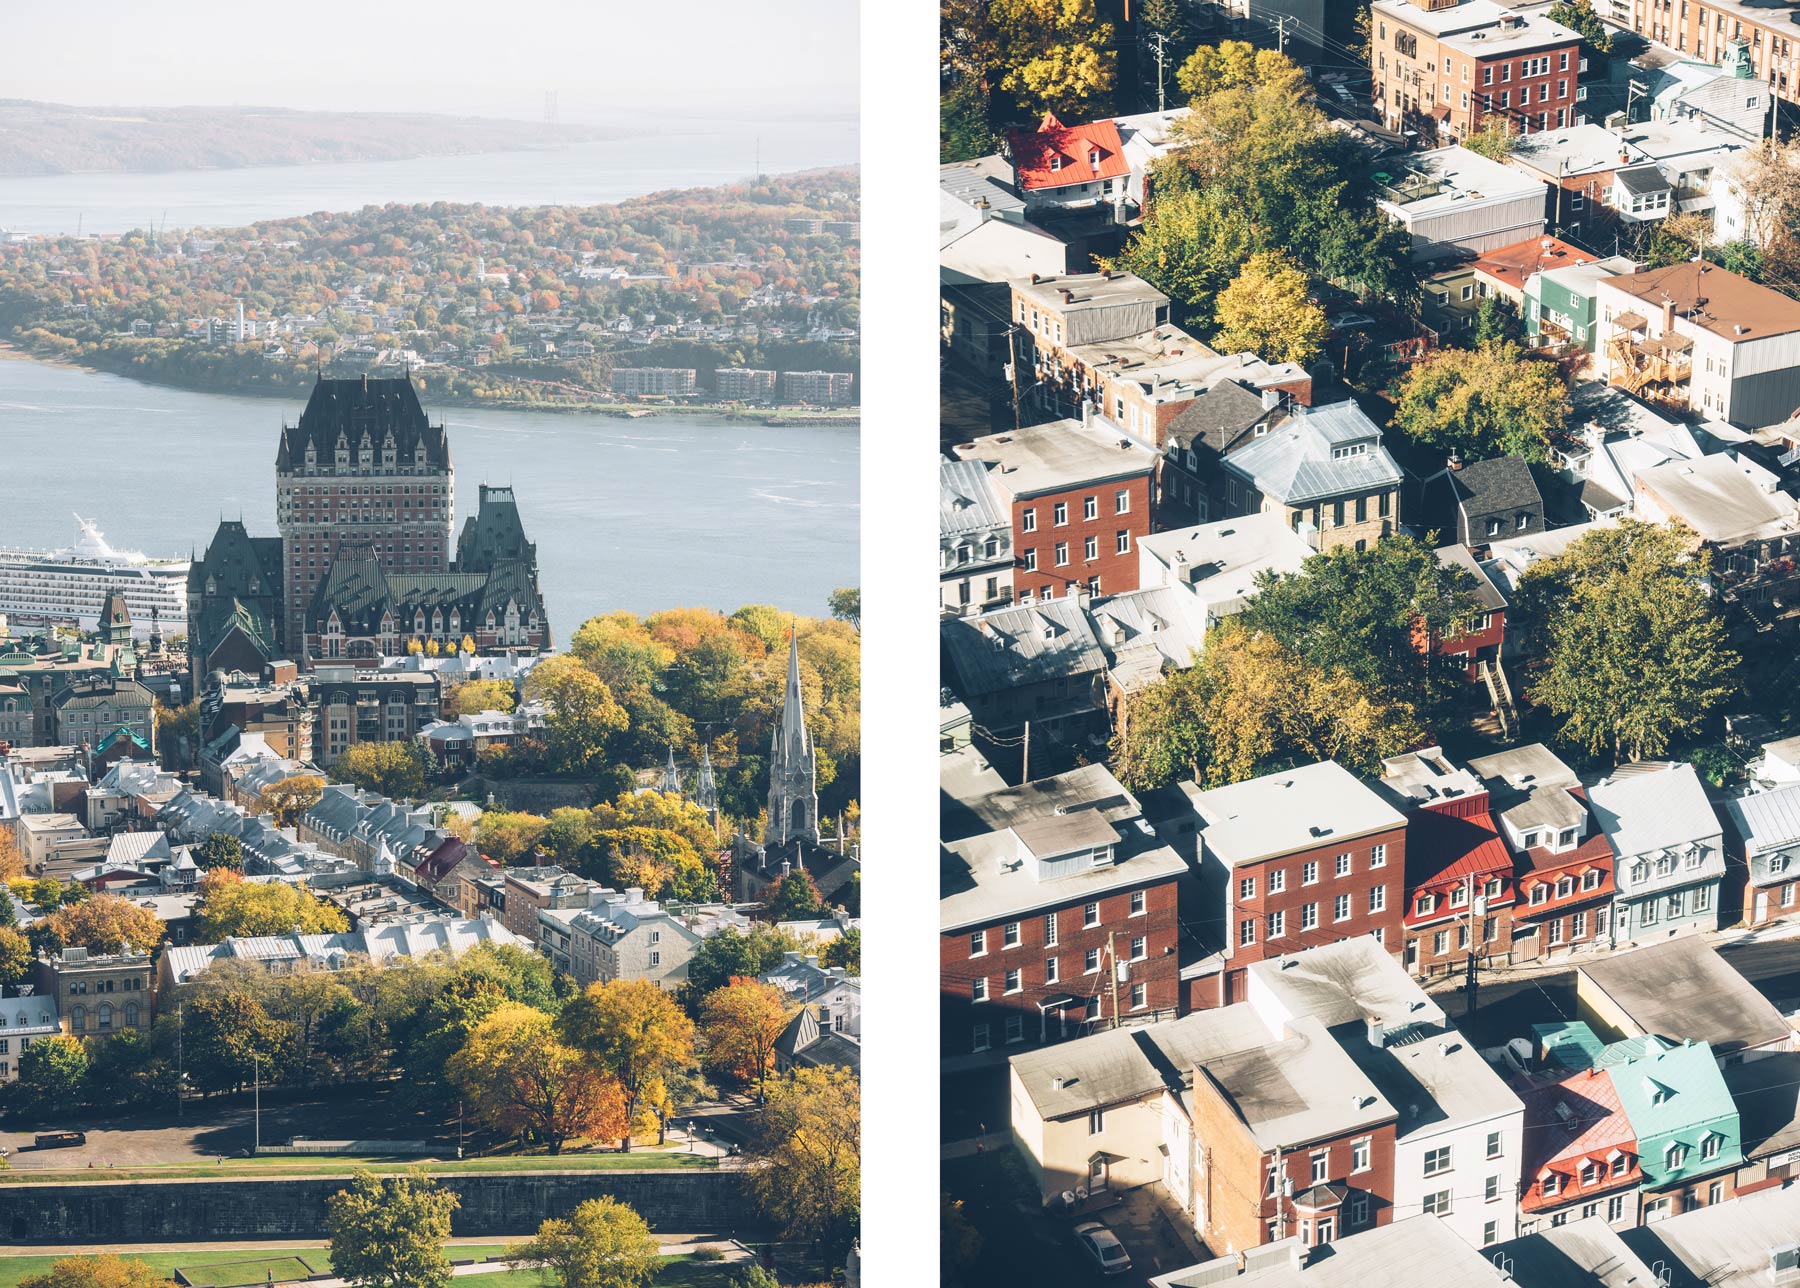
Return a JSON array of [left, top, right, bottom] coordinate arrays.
[[1587, 763, 1725, 946], [1191, 760, 1410, 1007], [1722, 782, 1800, 929], [1516, 1066, 1644, 1233]]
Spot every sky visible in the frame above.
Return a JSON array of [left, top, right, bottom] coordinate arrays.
[[0, 1, 858, 119]]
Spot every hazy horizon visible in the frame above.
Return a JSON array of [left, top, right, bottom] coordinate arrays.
[[0, 1, 858, 119]]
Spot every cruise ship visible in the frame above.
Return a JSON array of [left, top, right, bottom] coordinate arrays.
[[0, 517, 189, 638]]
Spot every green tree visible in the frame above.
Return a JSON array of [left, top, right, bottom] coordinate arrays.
[[768, 870, 825, 921], [941, 77, 1000, 164], [506, 1197, 660, 1288], [331, 742, 429, 799], [1471, 295, 1523, 346], [0, 924, 33, 985], [17, 1035, 88, 1107], [826, 586, 861, 630], [325, 1170, 459, 1288], [1212, 251, 1330, 366], [180, 985, 292, 1094], [259, 775, 324, 828], [558, 979, 696, 1151], [1463, 116, 1515, 162], [194, 833, 244, 871], [1392, 341, 1570, 463], [746, 1066, 861, 1257], [1548, 0, 1612, 52], [1515, 520, 1739, 761], [1175, 40, 1306, 103], [18, 1256, 175, 1288], [821, 928, 860, 974], [683, 926, 803, 1003]]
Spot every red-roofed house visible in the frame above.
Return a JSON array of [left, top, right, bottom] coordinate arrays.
[[1006, 113, 1131, 213], [1397, 786, 1515, 981], [1474, 235, 1598, 306], [1517, 1067, 1643, 1233]]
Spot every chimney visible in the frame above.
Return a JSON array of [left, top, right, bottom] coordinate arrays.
[[1081, 400, 1095, 429], [1662, 298, 1676, 332], [1262, 387, 1280, 411], [1059, 288, 1074, 304], [1365, 1016, 1388, 1049], [1030, 273, 1042, 285], [805, 954, 820, 969], [626, 886, 644, 904]]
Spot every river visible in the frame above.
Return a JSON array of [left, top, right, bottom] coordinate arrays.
[[0, 113, 860, 237], [0, 355, 859, 630]]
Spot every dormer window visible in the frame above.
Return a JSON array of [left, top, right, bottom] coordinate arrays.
[[1542, 1172, 1560, 1196], [1632, 861, 1649, 883], [1050, 154, 1063, 172], [1418, 892, 1437, 915], [1558, 827, 1579, 849], [1089, 148, 1101, 168], [1521, 831, 1539, 849]]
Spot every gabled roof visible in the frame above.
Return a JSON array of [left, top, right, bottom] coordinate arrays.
[[1605, 1036, 1736, 1150], [1006, 113, 1130, 192], [1451, 455, 1543, 518], [1518, 1066, 1636, 1186], [1586, 762, 1719, 858], [940, 459, 1011, 538], [1222, 401, 1403, 507], [941, 599, 1106, 700]]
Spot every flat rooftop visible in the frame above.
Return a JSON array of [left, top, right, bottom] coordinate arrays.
[[940, 822, 1187, 931], [1621, 1183, 1800, 1288], [1578, 937, 1792, 1060], [1137, 512, 1313, 613], [1635, 454, 1798, 546], [1011, 270, 1169, 315], [1191, 761, 1407, 867], [953, 417, 1158, 497], [1376, 146, 1547, 216]]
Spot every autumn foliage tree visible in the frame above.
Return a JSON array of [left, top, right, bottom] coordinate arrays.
[[1212, 251, 1330, 367], [1392, 342, 1571, 463], [326, 1170, 459, 1288], [558, 979, 695, 1151], [18, 1256, 175, 1288], [507, 1197, 661, 1288], [443, 679, 516, 718], [700, 979, 792, 1101], [448, 1003, 626, 1153], [330, 742, 429, 799], [194, 869, 349, 940], [259, 774, 324, 828], [42, 893, 164, 955], [746, 1066, 861, 1257]]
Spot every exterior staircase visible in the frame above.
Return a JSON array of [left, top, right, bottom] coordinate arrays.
[[1479, 658, 1519, 742]]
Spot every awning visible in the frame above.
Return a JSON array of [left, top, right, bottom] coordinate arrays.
[[1677, 196, 1716, 213], [1430, 105, 1452, 121], [1613, 310, 1647, 330]]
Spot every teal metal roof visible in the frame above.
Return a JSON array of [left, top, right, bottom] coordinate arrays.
[[1534, 1020, 1607, 1072], [1607, 1036, 1741, 1186]]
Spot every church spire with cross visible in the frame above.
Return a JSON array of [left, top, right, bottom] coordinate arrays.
[[661, 744, 683, 795], [765, 627, 820, 846]]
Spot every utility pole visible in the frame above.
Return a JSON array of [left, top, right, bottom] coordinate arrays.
[[1555, 158, 1568, 233], [175, 1004, 183, 1121], [253, 1053, 261, 1154], [1276, 15, 1290, 57], [1006, 325, 1024, 432], [1107, 930, 1123, 1029], [1272, 1143, 1287, 1241], [1021, 717, 1031, 783], [1155, 33, 1169, 113]]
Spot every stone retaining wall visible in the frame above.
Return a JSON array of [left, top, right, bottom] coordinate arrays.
[[0, 1170, 751, 1242]]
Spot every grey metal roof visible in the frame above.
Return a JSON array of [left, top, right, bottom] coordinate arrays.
[[1587, 763, 1720, 857], [1436, 544, 1507, 614], [1578, 937, 1791, 1060], [1619, 1183, 1800, 1288], [940, 598, 1106, 700], [1154, 1218, 1508, 1288], [1223, 402, 1403, 507], [1088, 586, 1207, 689], [1488, 1219, 1659, 1288], [939, 459, 1011, 539], [1723, 1051, 1800, 1160], [1722, 783, 1800, 853]]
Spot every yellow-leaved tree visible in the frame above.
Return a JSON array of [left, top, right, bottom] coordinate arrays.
[[447, 1003, 626, 1154], [1212, 250, 1330, 367], [991, 0, 1116, 120]]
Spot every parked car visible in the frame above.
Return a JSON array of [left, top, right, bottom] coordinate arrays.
[[1074, 1221, 1132, 1277]]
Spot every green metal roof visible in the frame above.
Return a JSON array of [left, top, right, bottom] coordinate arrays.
[[1607, 1036, 1741, 1185]]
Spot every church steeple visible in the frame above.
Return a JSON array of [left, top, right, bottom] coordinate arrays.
[[696, 743, 720, 816], [98, 588, 133, 648], [661, 744, 683, 795], [765, 628, 819, 846]]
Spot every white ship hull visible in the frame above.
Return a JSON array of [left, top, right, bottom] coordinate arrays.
[[0, 518, 188, 639]]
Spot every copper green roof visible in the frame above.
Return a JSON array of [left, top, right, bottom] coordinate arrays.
[[1607, 1036, 1741, 1186]]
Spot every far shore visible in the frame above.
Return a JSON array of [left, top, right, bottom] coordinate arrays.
[[0, 341, 859, 427]]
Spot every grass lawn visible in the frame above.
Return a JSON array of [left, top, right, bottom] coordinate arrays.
[[0, 1247, 511, 1288], [0, 1151, 714, 1184]]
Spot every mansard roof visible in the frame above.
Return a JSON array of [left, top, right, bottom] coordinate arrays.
[[306, 545, 543, 636], [276, 376, 449, 472], [457, 485, 536, 572], [189, 520, 283, 599]]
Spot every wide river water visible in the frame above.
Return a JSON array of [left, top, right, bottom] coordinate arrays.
[[0, 115, 861, 631], [0, 357, 859, 630]]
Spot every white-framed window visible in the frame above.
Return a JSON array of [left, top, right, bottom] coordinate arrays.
[[1045, 912, 1059, 946], [1005, 1014, 1024, 1044], [1422, 1190, 1453, 1217], [1334, 894, 1351, 922], [1084, 901, 1100, 928], [971, 978, 987, 1002], [1085, 947, 1101, 974], [1053, 501, 1068, 526], [1311, 1150, 1330, 1184], [972, 1023, 990, 1052], [1485, 1175, 1501, 1202], [1336, 853, 1352, 878], [1369, 885, 1386, 913], [1116, 530, 1131, 556], [1267, 910, 1287, 939], [1089, 1109, 1105, 1134], [970, 930, 987, 957], [1084, 535, 1098, 561], [1054, 542, 1069, 567], [1129, 936, 1146, 961], [1116, 489, 1130, 514], [1352, 1137, 1371, 1172], [1083, 496, 1098, 521], [1130, 982, 1146, 1010], [1371, 844, 1387, 868], [1003, 921, 1020, 949], [1045, 956, 1059, 984], [1301, 903, 1318, 931], [1269, 869, 1287, 893], [1425, 1146, 1452, 1176], [1004, 969, 1021, 994], [1239, 876, 1256, 901], [1240, 919, 1257, 947], [1130, 890, 1145, 917], [1022, 508, 1037, 533], [1302, 861, 1319, 885]]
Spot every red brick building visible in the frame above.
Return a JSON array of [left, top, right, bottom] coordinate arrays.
[[953, 418, 1157, 602], [1190, 761, 1410, 1007], [1469, 744, 1615, 964], [1371, 749, 1516, 980], [940, 767, 1186, 1061], [1428, 544, 1509, 684]]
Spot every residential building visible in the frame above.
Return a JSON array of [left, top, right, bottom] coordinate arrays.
[[774, 998, 861, 1075], [953, 416, 1157, 601], [1158, 378, 1305, 525], [1576, 937, 1794, 1067], [939, 459, 1014, 616], [712, 368, 776, 400], [1378, 748, 1516, 980], [33, 947, 154, 1038], [1431, 544, 1509, 685], [1003, 113, 1131, 215], [1587, 763, 1725, 946], [1525, 255, 1636, 354], [1215, 402, 1405, 553], [1515, 1066, 1644, 1233], [1440, 456, 1545, 546], [1247, 938, 1526, 1249], [1721, 784, 1800, 928], [1371, 1, 1584, 143], [15, 813, 87, 872], [1628, 1, 1800, 107], [1375, 147, 1551, 264], [1135, 512, 1315, 626], [1646, 41, 1774, 137], [0, 989, 62, 1083], [1507, 126, 1644, 241], [306, 663, 442, 767], [470, 864, 604, 941], [940, 765, 1185, 1062], [559, 889, 705, 991], [778, 370, 855, 405], [158, 917, 527, 993], [938, 159, 1072, 286], [1721, 1051, 1800, 1195], [609, 367, 697, 397], [1190, 760, 1410, 1007], [1604, 1035, 1743, 1221], [1594, 260, 1800, 426], [1469, 744, 1617, 963], [1152, 1219, 1505, 1288]]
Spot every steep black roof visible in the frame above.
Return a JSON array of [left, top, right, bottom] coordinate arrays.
[[1451, 455, 1543, 518], [188, 520, 283, 600], [1165, 380, 1283, 455], [276, 376, 448, 472], [456, 485, 536, 572], [306, 545, 546, 639]]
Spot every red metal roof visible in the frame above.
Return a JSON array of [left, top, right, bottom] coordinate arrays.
[[1007, 113, 1130, 192], [1474, 235, 1599, 294], [1519, 1068, 1640, 1211]]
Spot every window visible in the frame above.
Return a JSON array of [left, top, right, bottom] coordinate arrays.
[[1045, 957, 1059, 984], [1572, 911, 1587, 939], [1045, 913, 1059, 946], [1240, 919, 1257, 948], [1089, 1110, 1105, 1134], [1023, 549, 1038, 573], [1542, 1172, 1561, 1196], [1302, 861, 1319, 885], [1371, 844, 1387, 868], [1004, 969, 1021, 994], [1549, 919, 1565, 946], [1022, 508, 1037, 533], [1581, 868, 1601, 891], [1113, 489, 1131, 515], [972, 1023, 990, 1052], [649, 951, 661, 967], [1301, 902, 1319, 931], [1424, 1147, 1452, 1176], [971, 978, 988, 1002], [1483, 1221, 1498, 1247], [1084, 535, 1098, 561], [1580, 1160, 1599, 1186], [1334, 894, 1351, 922], [1607, 1195, 1625, 1223], [1422, 1190, 1453, 1217], [1336, 853, 1352, 878], [1269, 869, 1287, 894], [1311, 1150, 1330, 1184], [1004, 1014, 1024, 1044], [1696, 884, 1712, 912], [1433, 930, 1449, 956], [1709, 1180, 1724, 1205], [1054, 542, 1069, 566], [1130, 982, 1146, 1010], [1239, 876, 1256, 901], [1053, 501, 1068, 527], [1003, 922, 1020, 949], [1130, 890, 1145, 917], [970, 930, 987, 957], [1085, 947, 1101, 973], [1116, 530, 1131, 556], [1267, 910, 1287, 939], [1560, 50, 1569, 70], [1368, 885, 1387, 913], [1486, 1174, 1502, 1202], [1610, 1153, 1629, 1177], [1351, 1192, 1369, 1227], [1084, 902, 1100, 928], [1352, 1137, 1371, 1172], [1666, 1142, 1688, 1170], [1083, 496, 1098, 520], [1129, 936, 1146, 961], [1449, 884, 1469, 909], [1701, 1133, 1722, 1161]]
